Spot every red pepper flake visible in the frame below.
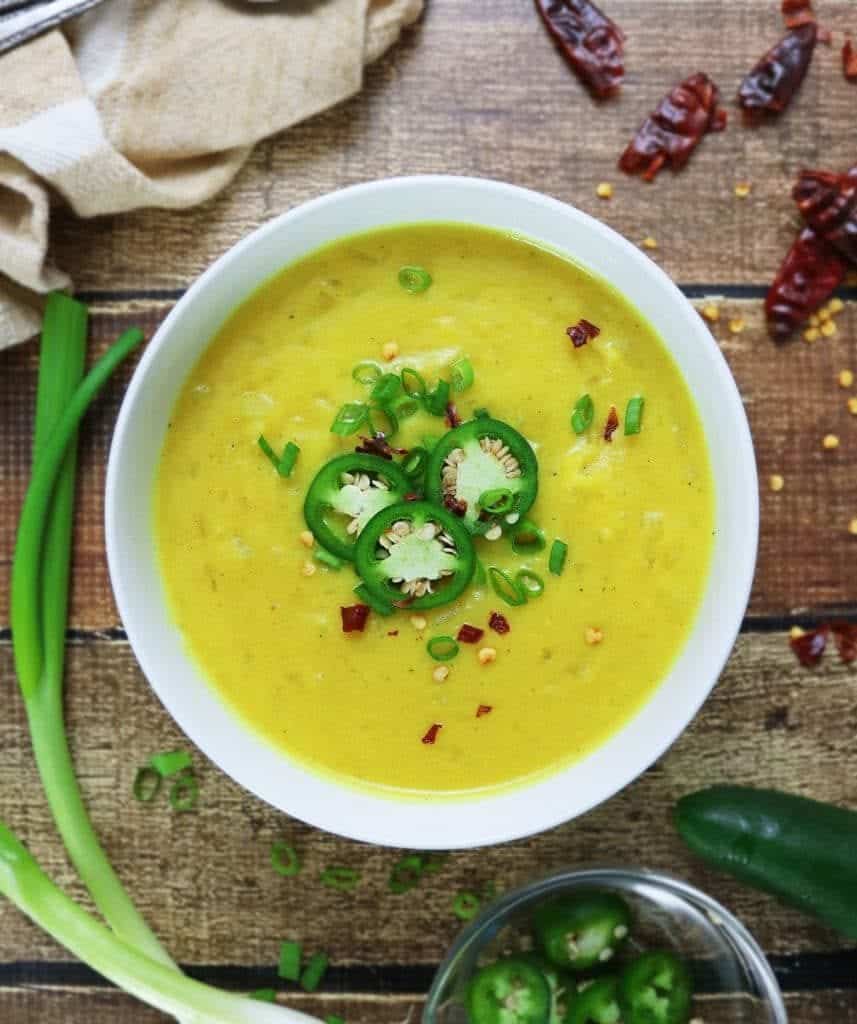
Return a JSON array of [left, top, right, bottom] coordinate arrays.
[[603, 405, 619, 442], [782, 0, 815, 29], [738, 25, 817, 124], [341, 604, 371, 633], [444, 494, 468, 517], [445, 402, 462, 429], [457, 624, 485, 644], [404, 492, 421, 502], [476, 705, 493, 718], [789, 625, 829, 666], [793, 164, 857, 265], [421, 723, 443, 745], [831, 622, 857, 664], [844, 40, 857, 81], [533, 0, 625, 99], [765, 227, 846, 339], [488, 611, 511, 635], [619, 73, 726, 182], [355, 433, 408, 460], [566, 318, 600, 349]]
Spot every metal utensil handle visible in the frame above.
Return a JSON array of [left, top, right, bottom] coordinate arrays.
[[0, 0, 108, 55]]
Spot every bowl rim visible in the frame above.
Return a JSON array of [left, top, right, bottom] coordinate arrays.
[[423, 865, 788, 1024], [105, 174, 759, 848]]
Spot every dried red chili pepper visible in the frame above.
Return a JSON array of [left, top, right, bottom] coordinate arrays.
[[421, 723, 443, 745], [789, 625, 829, 667], [831, 623, 857, 665], [445, 402, 461, 429], [782, 0, 815, 29], [793, 164, 857, 265], [765, 227, 846, 339], [566, 318, 600, 349], [340, 604, 371, 633], [618, 73, 727, 182], [488, 611, 511, 635], [844, 40, 857, 81], [355, 433, 408, 460], [476, 705, 493, 718], [603, 405, 619, 442], [738, 24, 817, 123], [534, 0, 625, 99], [457, 624, 485, 644]]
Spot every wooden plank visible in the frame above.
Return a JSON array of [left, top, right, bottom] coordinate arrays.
[[1, 300, 855, 627], [1, 634, 855, 967], [49, 0, 857, 294]]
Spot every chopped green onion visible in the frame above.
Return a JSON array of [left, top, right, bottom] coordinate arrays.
[[388, 854, 427, 894], [330, 402, 368, 436], [478, 488, 514, 516], [370, 373, 402, 405], [549, 539, 568, 576], [326, 1016, 345, 1024], [278, 441, 300, 477], [422, 433, 442, 452], [257, 434, 279, 469], [398, 266, 433, 294], [510, 519, 546, 554], [278, 940, 302, 982], [571, 394, 595, 435], [427, 636, 460, 662], [452, 891, 481, 921], [320, 866, 361, 891], [352, 361, 382, 387], [488, 567, 527, 607], [314, 548, 344, 570], [473, 407, 491, 419], [270, 841, 301, 877], [300, 952, 329, 993], [421, 852, 449, 874], [624, 396, 645, 435], [424, 379, 451, 416], [168, 772, 198, 813], [148, 750, 192, 778], [473, 558, 487, 586], [402, 447, 428, 478], [250, 988, 278, 1003], [389, 394, 421, 421], [401, 368, 428, 396], [450, 357, 475, 393], [353, 582, 394, 616], [132, 767, 161, 804], [516, 569, 545, 598], [367, 403, 399, 438]]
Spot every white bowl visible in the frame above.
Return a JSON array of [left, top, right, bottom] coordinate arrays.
[[106, 175, 758, 849]]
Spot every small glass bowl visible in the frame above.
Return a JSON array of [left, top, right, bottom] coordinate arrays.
[[423, 867, 787, 1024]]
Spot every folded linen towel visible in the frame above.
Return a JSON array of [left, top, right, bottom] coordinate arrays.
[[0, 0, 423, 349]]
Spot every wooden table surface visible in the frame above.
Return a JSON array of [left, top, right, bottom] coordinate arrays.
[[2, 1, 856, 1020]]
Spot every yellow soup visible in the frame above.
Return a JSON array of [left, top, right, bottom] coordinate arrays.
[[156, 224, 714, 797]]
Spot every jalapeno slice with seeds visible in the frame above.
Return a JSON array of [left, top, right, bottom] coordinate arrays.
[[303, 453, 413, 561], [564, 977, 623, 1024], [353, 500, 475, 610], [534, 893, 631, 972], [619, 952, 692, 1024], [520, 954, 569, 1024], [425, 417, 538, 533], [467, 958, 552, 1024]]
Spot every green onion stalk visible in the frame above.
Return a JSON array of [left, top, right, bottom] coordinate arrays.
[[3, 293, 321, 1022]]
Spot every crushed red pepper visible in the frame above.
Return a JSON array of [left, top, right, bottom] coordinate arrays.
[[789, 625, 828, 666], [738, 24, 817, 123], [488, 611, 511, 635], [421, 723, 443, 745], [765, 226, 846, 339], [831, 623, 857, 664], [445, 402, 462, 429], [476, 705, 493, 718], [844, 40, 857, 81], [457, 624, 485, 644], [355, 433, 408, 460], [340, 604, 371, 633], [603, 405, 620, 442], [619, 73, 727, 182], [566, 318, 600, 349], [782, 0, 815, 29], [794, 164, 857, 265], [444, 494, 468, 517], [533, 0, 625, 99]]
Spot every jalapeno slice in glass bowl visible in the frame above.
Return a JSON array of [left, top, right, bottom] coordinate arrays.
[[353, 500, 475, 610], [303, 453, 412, 561], [467, 958, 552, 1024], [534, 893, 632, 972], [425, 417, 538, 533], [564, 977, 622, 1024], [619, 952, 692, 1024]]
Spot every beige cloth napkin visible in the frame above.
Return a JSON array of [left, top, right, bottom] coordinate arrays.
[[0, 0, 423, 349]]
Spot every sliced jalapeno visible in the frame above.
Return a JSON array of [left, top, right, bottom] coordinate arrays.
[[534, 893, 631, 972], [520, 954, 568, 1024], [303, 453, 413, 561], [353, 500, 475, 610], [467, 958, 551, 1024], [425, 417, 538, 533], [564, 977, 622, 1024], [619, 952, 692, 1024]]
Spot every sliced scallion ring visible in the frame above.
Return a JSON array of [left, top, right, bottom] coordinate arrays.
[[270, 841, 301, 877], [427, 635, 460, 662], [450, 357, 475, 393], [516, 569, 545, 598], [330, 402, 368, 436], [352, 360, 382, 387], [548, 539, 568, 576], [398, 266, 433, 294], [488, 567, 527, 607]]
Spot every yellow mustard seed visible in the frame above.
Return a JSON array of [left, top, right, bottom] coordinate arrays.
[[641, 237, 658, 250], [850, 518, 857, 536], [701, 303, 720, 323], [822, 433, 840, 450], [809, 313, 820, 327], [818, 308, 831, 323], [585, 626, 604, 645], [596, 182, 613, 199], [432, 665, 450, 683], [382, 341, 400, 361], [769, 474, 784, 492], [828, 297, 845, 315], [848, 397, 857, 415], [299, 530, 315, 548], [478, 647, 497, 665], [821, 320, 837, 338], [838, 369, 854, 388], [410, 615, 427, 632], [789, 626, 805, 639], [803, 327, 820, 343], [301, 561, 317, 577], [728, 317, 745, 334], [734, 182, 752, 198]]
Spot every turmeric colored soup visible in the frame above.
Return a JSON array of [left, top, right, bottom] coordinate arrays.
[[155, 224, 714, 797]]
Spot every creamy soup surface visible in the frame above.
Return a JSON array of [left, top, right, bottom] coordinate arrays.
[[155, 224, 715, 797]]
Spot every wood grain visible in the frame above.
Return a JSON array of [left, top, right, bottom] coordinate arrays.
[[1, 299, 855, 628], [1, 635, 855, 967], [50, 0, 857, 294]]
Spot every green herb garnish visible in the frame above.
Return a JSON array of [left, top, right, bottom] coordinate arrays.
[[452, 891, 482, 921], [300, 952, 329, 993], [314, 548, 344, 570], [548, 539, 568, 576], [510, 519, 546, 554], [488, 567, 527, 607], [352, 360, 382, 387], [149, 750, 192, 778], [571, 393, 594, 435], [132, 767, 162, 804], [398, 265, 433, 294], [320, 866, 361, 891], [330, 402, 368, 436], [624, 396, 645, 435], [168, 772, 199, 813], [427, 636, 460, 662], [450, 357, 475, 392], [270, 841, 301, 877], [278, 940, 302, 982]]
